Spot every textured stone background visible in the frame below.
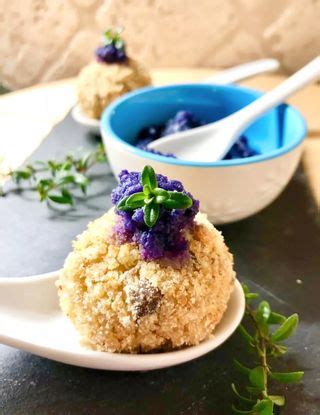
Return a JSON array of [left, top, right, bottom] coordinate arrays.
[[1, 0, 320, 89]]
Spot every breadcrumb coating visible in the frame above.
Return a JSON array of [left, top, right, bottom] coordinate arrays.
[[57, 209, 235, 353], [77, 59, 151, 119]]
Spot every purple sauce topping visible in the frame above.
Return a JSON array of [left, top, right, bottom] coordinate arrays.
[[136, 110, 259, 159], [111, 169, 199, 260], [95, 29, 127, 64]]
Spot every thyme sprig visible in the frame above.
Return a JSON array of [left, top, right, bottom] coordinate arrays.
[[232, 284, 304, 414], [103, 28, 124, 49], [4, 144, 107, 206], [117, 165, 192, 228]]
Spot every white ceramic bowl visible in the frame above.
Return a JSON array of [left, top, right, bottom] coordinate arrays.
[[101, 84, 307, 224]]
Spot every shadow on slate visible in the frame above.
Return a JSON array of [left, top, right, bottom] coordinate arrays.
[[1, 113, 320, 414], [0, 114, 116, 278]]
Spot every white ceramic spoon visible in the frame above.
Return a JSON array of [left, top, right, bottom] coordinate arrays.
[[149, 56, 320, 162], [72, 59, 280, 134], [0, 271, 244, 371]]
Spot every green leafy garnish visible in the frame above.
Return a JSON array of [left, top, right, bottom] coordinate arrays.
[[117, 165, 192, 228], [103, 28, 124, 49], [3, 144, 107, 207], [232, 284, 304, 414]]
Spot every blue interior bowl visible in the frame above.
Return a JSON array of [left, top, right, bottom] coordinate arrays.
[[101, 83, 307, 167]]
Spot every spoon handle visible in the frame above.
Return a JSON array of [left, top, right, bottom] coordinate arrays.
[[228, 56, 320, 133], [204, 59, 280, 85]]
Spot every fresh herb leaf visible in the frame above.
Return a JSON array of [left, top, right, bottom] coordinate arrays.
[[48, 192, 72, 205], [231, 384, 255, 403], [232, 284, 303, 414], [4, 143, 107, 207], [125, 192, 146, 209], [268, 311, 286, 325], [271, 314, 298, 342], [141, 165, 157, 190], [268, 395, 285, 406], [253, 399, 273, 415], [256, 301, 271, 324], [249, 367, 265, 391], [163, 191, 192, 209], [270, 371, 304, 384], [237, 324, 254, 345], [144, 203, 160, 228], [117, 196, 132, 211]]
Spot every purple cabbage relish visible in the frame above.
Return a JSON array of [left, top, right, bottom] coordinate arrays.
[[111, 166, 199, 261], [95, 29, 127, 64], [135, 110, 259, 160]]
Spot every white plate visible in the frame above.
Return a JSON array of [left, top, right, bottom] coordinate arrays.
[[0, 272, 244, 371], [71, 104, 100, 134]]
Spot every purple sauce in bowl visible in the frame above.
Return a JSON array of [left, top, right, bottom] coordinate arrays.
[[135, 110, 259, 160]]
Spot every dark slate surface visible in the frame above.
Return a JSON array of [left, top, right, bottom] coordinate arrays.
[[1, 115, 320, 414], [0, 118, 115, 278]]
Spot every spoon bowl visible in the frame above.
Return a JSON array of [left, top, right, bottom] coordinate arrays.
[[0, 272, 245, 371]]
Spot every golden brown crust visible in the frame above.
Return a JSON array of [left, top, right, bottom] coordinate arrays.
[[77, 59, 151, 119], [57, 209, 235, 353]]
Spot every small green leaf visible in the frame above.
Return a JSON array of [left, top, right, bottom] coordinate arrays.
[[270, 344, 287, 357], [144, 203, 160, 227], [253, 399, 273, 415], [249, 367, 265, 391], [61, 188, 72, 199], [48, 193, 73, 205], [144, 196, 154, 205], [268, 395, 285, 406], [163, 191, 192, 209], [270, 371, 304, 384], [141, 165, 157, 190], [271, 313, 299, 342], [256, 301, 271, 324], [245, 293, 259, 300], [125, 192, 146, 209], [231, 384, 255, 403], [237, 324, 254, 345], [80, 152, 93, 169], [143, 184, 151, 196], [117, 197, 132, 211], [61, 162, 72, 171], [80, 183, 87, 194], [11, 170, 32, 182], [153, 187, 168, 197], [74, 173, 89, 186], [114, 38, 124, 49], [268, 311, 286, 325], [242, 284, 249, 294], [48, 160, 58, 174], [57, 175, 76, 185], [155, 195, 168, 204], [38, 178, 54, 188], [234, 359, 251, 376]]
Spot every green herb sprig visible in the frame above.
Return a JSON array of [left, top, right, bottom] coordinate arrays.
[[103, 28, 124, 49], [5, 144, 107, 206], [117, 165, 192, 227], [232, 284, 304, 414]]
